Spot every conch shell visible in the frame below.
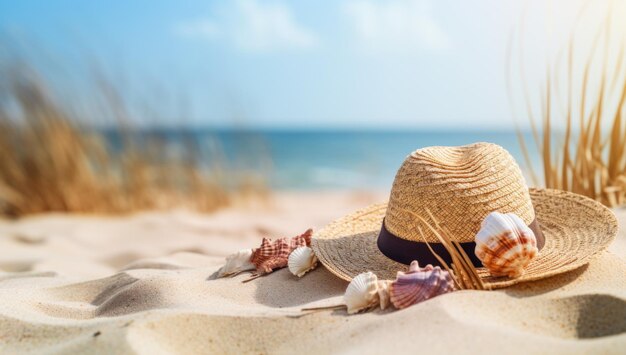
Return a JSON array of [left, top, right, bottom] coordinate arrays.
[[216, 249, 255, 277], [251, 229, 313, 275], [288, 246, 318, 277], [344, 272, 391, 314], [474, 212, 538, 278], [389, 261, 455, 309]]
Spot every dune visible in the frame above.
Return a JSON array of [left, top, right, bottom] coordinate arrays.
[[0, 192, 625, 354]]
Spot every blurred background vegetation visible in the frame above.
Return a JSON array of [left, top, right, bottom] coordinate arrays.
[[0, 0, 625, 218], [0, 57, 269, 217]]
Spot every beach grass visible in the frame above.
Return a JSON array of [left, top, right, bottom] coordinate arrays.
[[514, 19, 626, 207], [0, 64, 267, 217]]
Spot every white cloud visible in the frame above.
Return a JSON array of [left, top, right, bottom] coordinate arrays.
[[343, 0, 451, 52], [175, 0, 318, 52]]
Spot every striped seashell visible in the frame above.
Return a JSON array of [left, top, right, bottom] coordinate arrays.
[[293, 228, 314, 247], [288, 246, 318, 277], [250, 229, 314, 275], [389, 261, 455, 309], [216, 248, 255, 278], [344, 272, 380, 314], [474, 212, 538, 278], [250, 238, 291, 274]]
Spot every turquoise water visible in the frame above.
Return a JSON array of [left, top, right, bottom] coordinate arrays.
[[210, 130, 540, 189], [105, 129, 541, 189]]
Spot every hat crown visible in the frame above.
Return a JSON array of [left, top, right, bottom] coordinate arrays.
[[384, 142, 534, 243]]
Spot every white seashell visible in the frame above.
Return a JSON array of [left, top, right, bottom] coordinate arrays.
[[288, 246, 318, 277], [344, 272, 381, 314], [217, 249, 255, 278], [377, 280, 392, 310], [474, 212, 538, 278]]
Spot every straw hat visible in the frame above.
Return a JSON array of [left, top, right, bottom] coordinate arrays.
[[311, 142, 618, 289]]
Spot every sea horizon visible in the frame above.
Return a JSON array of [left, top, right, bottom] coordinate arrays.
[[101, 128, 545, 190]]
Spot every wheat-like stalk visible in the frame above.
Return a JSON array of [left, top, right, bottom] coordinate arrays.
[[0, 63, 267, 217], [514, 14, 626, 207], [398, 208, 486, 291]]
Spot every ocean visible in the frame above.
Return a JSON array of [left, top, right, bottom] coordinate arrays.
[[105, 129, 542, 190], [192, 130, 541, 190]]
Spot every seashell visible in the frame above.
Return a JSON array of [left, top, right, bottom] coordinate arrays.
[[293, 228, 314, 247], [288, 246, 318, 277], [377, 280, 392, 310], [407, 259, 422, 273], [216, 249, 255, 278], [250, 229, 314, 275], [250, 238, 291, 274], [474, 212, 538, 278], [344, 272, 381, 314], [389, 261, 455, 309]]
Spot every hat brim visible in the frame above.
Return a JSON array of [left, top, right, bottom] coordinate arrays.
[[311, 188, 618, 289]]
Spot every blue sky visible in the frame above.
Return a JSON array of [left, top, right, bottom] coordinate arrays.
[[0, 0, 620, 129]]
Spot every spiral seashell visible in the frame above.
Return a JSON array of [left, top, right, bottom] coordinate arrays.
[[250, 238, 291, 274], [216, 249, 255, 278], [389, 261, 455, 309], [294, 228, 314, 246], [288, 246, 318, 277], [474, 212, 538, 278], [250, 229, 314, 275], [344, 272, 381, 314]]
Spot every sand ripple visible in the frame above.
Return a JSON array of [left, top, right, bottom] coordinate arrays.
[[0, 201, 624, 354]]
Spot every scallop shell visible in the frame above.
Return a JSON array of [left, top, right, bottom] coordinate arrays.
[[344, 272, 381, 314], [389, 261, 455, 309], [250, 229, 314, 275], [288, 246, 318, 277], [216, 249, 255, 278], [474, 212, 538, 278]]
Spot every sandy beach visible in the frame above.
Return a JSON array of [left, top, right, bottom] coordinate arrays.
[[0, 190, 625, 354], [2, 0, 626, 354]]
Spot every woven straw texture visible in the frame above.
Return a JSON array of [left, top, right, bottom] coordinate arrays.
[[312, 189, 618, 289], [386, 142, 534, 243]]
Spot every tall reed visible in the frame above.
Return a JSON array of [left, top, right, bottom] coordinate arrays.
[[513, 17, 626, 207], [0, 64, 267, 217]]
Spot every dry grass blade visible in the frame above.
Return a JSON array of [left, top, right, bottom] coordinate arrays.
[[423, 209, 485, 290], [514, 12, 626, 207], [398, 207, 485, 291], [242, 274, 264, 283], [300, 305, 347, 312], [415, 226, 463, 290]]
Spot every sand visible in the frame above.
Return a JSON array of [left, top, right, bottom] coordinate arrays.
[[0, 191, 625, 354]]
